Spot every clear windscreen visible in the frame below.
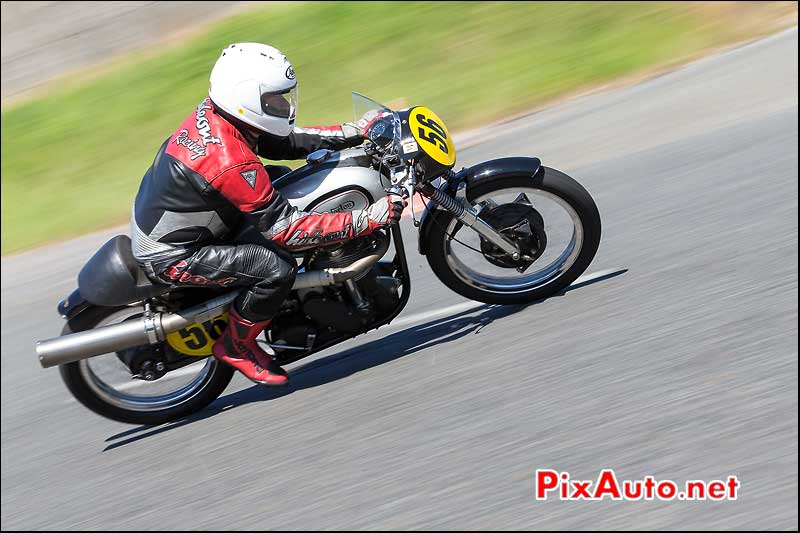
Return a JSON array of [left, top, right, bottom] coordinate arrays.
[[352, 92, 401, 150], [352, 92, 390, 122]]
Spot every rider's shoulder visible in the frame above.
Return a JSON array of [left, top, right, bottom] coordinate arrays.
[[166, 98, 258, 177]]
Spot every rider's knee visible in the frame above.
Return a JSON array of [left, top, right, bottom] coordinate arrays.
[[270, 256, 297, 288]]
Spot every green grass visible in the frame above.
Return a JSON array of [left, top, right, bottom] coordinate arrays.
[[1, 1, 794, 254]]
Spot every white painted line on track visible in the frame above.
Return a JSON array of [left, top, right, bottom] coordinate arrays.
[[387, 301, 487, 330]]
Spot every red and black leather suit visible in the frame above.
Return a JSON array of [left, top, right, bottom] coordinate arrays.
[[131, 97, 368, 321]]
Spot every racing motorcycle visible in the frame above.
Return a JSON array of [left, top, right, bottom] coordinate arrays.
[[35, 93, 601, 425]]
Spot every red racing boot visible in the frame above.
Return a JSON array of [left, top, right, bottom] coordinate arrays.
[[212, 307, 289, 386]]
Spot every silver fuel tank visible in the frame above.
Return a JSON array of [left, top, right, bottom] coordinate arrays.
[[273, 149, 390, 213]]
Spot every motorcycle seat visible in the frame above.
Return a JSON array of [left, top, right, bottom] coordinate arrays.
[[78, 235, 170, 306]]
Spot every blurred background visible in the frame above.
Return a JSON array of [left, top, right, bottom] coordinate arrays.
[[1, 1, 796, 254], [1, 2, 797, 531]]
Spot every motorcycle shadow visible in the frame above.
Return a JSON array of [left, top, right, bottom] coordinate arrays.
[[104, 268, 627, 451]]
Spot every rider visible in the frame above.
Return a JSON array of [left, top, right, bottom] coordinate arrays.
[[131, 43, 406, 386]]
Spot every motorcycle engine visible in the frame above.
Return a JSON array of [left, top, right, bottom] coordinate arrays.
[[270, 230, 400, 358], [305, 232, 385, 279]]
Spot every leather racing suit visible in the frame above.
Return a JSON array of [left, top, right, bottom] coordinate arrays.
[[131, 97, 379, 321]]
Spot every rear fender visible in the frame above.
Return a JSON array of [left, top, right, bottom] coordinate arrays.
[[58, 288, 91, 320]]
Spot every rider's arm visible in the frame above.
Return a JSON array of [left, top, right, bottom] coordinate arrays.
[[261, 193, 404, 249], [256, 124, 363, 160], [210, 161, 404, 249]]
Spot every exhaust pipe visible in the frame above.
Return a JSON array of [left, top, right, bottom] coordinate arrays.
[[37, 292, 237, 369], [37, 236, 391, 369], [292, 234, 390, 289]]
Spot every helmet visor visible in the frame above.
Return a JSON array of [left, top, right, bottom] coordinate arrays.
[[260, 85, 297, 121]]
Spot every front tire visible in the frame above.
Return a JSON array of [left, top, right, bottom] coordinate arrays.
[[426, 166, 601, 305], [59, 306, 234, 425]]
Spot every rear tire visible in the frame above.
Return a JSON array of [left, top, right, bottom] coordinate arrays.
[[59, 306, 235, 425], [426, 166, 601, 305]]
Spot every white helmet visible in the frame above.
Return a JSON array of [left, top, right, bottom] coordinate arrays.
[[209, 43, 298, 137]]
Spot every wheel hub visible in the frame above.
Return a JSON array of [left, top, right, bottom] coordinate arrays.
[[117, 344, 168, 380], [113, 313, 168, 380], [478, 203, 547, 270]]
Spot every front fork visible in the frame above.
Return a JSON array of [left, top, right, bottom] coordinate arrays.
[[416, 181, 523, 260]]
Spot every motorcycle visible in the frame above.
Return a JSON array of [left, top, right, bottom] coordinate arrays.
[[35, 93, 602, 425]]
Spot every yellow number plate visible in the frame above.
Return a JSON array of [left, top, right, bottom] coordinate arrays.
[[409, 106, 456, 167], [166, 312, 228, 356]]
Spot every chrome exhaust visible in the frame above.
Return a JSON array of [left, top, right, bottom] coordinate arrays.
[[291, 232, 390, 289], [36, 236, 391, 368], [37, 292, 237, 369]]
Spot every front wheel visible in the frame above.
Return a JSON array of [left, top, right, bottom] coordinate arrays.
[[426, 167, 601, 305]]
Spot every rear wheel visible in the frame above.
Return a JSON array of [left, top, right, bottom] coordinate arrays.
[[59, 305, 234, 425], [426, 166, 601, 305]]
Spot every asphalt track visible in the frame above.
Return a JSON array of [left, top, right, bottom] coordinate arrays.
[[1, 28, 797, 530]]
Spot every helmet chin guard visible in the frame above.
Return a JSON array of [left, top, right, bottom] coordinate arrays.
[[209, 43, 298, 137]]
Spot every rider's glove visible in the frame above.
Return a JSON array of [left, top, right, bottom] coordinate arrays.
[[353, 109, 392, 139], [340, 121, 362, 141], [358, 193, 407, 231]]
